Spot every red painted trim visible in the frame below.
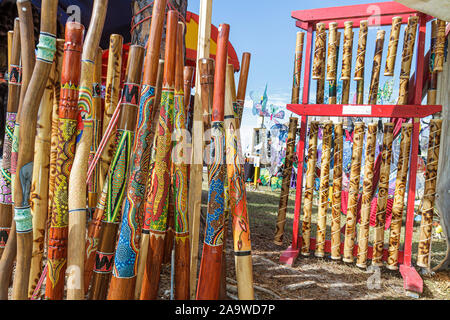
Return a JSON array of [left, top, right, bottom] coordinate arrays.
[[287, 104, 442, 118]]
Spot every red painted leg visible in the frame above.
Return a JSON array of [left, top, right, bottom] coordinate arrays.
[[280, 245, 300, 266], [400, 264, 423, 295]]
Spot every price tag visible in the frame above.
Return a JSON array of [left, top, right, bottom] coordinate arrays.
[[342, 105, 372, 115]]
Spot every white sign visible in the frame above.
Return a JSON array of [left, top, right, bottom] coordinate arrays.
[[342, 105, 372, 115]]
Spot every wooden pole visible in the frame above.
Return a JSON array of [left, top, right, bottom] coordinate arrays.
[[67, 0, 108, 300], [45, 21, 84, 301], [12, 0, 58, 300], [108, 0, 166, 300], [354, 20, 368, 104], [301, 121, 319, 256], [292, 32, 304, 104], [139, 11, 178, 301], [196, 23, 229, 300], [312, 23, 326, 80], [28, 39, 63, 298], [188, 0, 213, 300], [98, 34, 124, 193], [341, 22, 353, 109], [387, 123, 413, 270], [315, 121, 333, 257], [355, 123, 378, 268], [0, 19, 20, 259], [427, 20, 438, 105], [330, 123, 343, 260], [328, 32, 340, 105], [372, 122, 394, 267], [342, 122, 365, 262], [368, 30, 386, 104], [384, 16, 402, 77], [89, 45, 145, 300], [236, 52, 251, 128], [433, 20, 446, 72]]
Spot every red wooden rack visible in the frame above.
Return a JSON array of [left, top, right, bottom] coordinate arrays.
[[280, 1, 441, 296]]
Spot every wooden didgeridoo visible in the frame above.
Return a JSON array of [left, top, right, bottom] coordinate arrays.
[[196, 23, 229, 301], [0, 19, 20, 259], [89, 45, 145, 300], [384, 16, 402, 76], [273, 117, 298, 245], [0, 1, 35, 300], [292, 32, 304, 104], [173, 24, 190, 300], [326, 22, 338, 105], [433, 20, 446, 73], [417, 119, 442, 268], [236, 52, 251, 129], [427, 20, 438, 106], [47, 40, 65, 236], [312, 23, 326, 81], [28, 39, 63, 298], [188, 57, 214, 299], [139, 12, 178, 301], [184, 66, 195, 112], [371, 122, 394, 267], [12, 0, 58, 300], [341, 22, 353, 109], [133, 58, 164, 300], [355, 123, 378, 268], [108, 0, 167, 300], [342, 122, 365, 262], [397, 16, 419, 105], [87, 48, 104, 215], [354, 20, 368, 104], [328, 32, 341, 105], [45, 21, 84, 301], [368, 30, 386, 105], [300, 121, 319, 256], [387, 123, 413, 270], [66, 0, 108, 300], [330, 123, 343, 260], [98, 34, 124, 194], [225, 64, 254, 299], [315, 121, 333, 257]]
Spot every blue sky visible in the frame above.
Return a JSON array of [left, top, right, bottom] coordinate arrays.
[[186, 0, 430, 151]]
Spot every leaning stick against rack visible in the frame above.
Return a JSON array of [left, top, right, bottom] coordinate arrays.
[[387, 123, 413, 270], [300, 121, 319, 256], [354, 20, 368, 104], [368, 30, 386, 104], [384, 16, 402, 76], [417, 119, 442, 268], [342, 122, 365, 263], [355, 123, 377, 268], [372, 122, 394, 267]]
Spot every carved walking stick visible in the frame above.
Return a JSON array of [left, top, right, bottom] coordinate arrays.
[[89, 45, 145, 300], [108, 0, 166, 300], [12, 0, 58, 300], [66, 0, 108, 300]]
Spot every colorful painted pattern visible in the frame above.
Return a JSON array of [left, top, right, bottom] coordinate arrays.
[[204, 121, 226, 246], [145, 88, 174, 233], [78, 85, 94, 121], [88, 119, 101, 195], [14, 206, 32, 233], [9, 65, 21, 84], [105, 130, 134, 223], [36, 32, 57, 64], [113, 84, 155, 278], [10, 123, 19, 201], [0, 112, 16, 204]]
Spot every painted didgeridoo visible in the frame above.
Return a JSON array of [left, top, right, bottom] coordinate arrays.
[[433, 20, 445, 72], [173, 23, 190, 300], [274, 117, 298, 245], [87, 48, 104, 215], [384, 16, 402, 76], [12, 0, 58, 300], [326, 23, 338, 82], [89, 45, 145, 300], [28, 39, 63, 298], [312, 23, 326, 80], [236, 52, 251, 129], [372, 123, 394, 267], [133, 58, 165, 300], [427, 20, 438, 105], [368, 30, 386, 104], [342, 122, 365, 262], [330, 123, 343, 260], [196, 23, 229, 300], [225, 63, 254, 299], [417, 119, 442, 268], [397, 16, 418, 105], [0, 19, 21, 259], [98, 34, 124, 195], [341, 21, 353, 81], [139, 11, 178, 301], [300, 121, 319, 256], [355, 123, 378, 268], [45, 21, 84, 301], [387, 123, 413, 270], [66, 0, 109, 300], [354, 20, 368, 104], [315, 121, 334, 257], [108, 0, 167, 300], [328, 31, 340, 105]]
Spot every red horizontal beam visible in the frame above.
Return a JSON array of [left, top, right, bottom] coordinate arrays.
[[287, 104, 442, 118]]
